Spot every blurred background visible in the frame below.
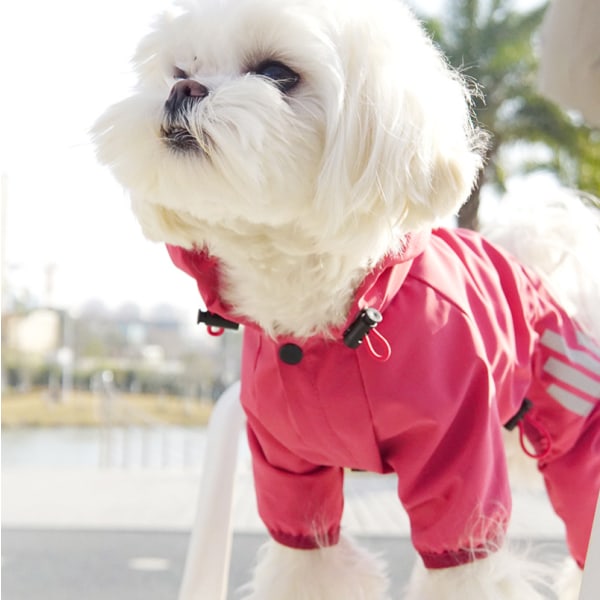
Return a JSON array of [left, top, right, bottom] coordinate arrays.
[[1, 0, 242, 456], [1, 0, 598, 598]]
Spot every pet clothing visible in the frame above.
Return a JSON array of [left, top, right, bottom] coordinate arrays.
[[168, 228, 600, 568]]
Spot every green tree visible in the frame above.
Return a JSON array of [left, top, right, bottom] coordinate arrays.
[[422, 0, 600, 229]]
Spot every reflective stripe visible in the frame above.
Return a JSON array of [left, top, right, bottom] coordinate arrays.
[[541, 330, 600, 377], [576, 330, 600, 358], [547, 384, 595, 417], [544, 357, 600, 398]]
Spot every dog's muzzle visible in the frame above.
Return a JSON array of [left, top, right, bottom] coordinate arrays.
[[165, 80, 209, 114], [161, 79, 211, 154]]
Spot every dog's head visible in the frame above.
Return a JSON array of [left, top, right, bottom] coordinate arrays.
[[94, 0, 484, 250]]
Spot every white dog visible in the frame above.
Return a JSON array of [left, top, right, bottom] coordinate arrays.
[[93, 0, 600, 598]]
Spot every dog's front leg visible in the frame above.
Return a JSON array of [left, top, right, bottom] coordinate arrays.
[[241, 534, 390, 600]]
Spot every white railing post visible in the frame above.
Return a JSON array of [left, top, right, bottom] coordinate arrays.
[[178, 381, 245, 600], [579, 490, 600, 600]]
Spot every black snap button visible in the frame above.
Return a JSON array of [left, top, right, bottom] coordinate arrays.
[[279, 343, 303, 365]]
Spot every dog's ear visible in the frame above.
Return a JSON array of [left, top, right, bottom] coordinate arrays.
[[130, 11, 179, 86], [316, 10, 485, 234]]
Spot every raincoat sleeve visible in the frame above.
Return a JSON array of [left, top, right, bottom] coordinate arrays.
[[245, 414, 345, 549], [374, 285, 514, 569], [395, 351, 512, 569]]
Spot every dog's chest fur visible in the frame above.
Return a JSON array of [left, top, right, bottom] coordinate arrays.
[[202, 224, 392, 338]]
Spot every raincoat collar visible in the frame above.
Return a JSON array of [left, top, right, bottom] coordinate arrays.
[[166, 230, 430, 342]]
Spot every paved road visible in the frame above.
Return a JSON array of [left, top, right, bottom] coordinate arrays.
[[1, 449, 572, 599], [2, 529, 567, 600]]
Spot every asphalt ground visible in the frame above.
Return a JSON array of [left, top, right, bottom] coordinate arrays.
[[1, 529, 568, 600]]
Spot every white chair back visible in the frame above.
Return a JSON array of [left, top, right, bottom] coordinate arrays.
[[178, 382, 244, 600], [579, 490, 600, 599]]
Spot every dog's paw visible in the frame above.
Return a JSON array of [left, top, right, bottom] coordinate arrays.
[[239, 535, 389, 600], [554, 556, 582, 600], [403, 544, 553, 600]]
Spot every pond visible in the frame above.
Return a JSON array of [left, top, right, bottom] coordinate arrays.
[[1, 426, 211, 469]]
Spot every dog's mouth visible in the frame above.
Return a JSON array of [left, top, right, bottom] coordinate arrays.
[[160, 124, 213, 156], [161, 126, 199, 153]]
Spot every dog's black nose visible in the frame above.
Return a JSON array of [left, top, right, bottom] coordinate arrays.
[[165, 80, 209, 114]]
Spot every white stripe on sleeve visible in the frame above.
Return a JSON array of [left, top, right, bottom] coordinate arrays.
[[543, 357, 600, 399], [546, 384, 595, 417], [541, 330, 600, 377]]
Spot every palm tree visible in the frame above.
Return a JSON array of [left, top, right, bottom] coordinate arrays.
[[422, 0, 599, 229]]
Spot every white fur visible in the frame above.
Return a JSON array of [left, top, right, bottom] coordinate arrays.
[[404, 544, 553, 600], [240, 535, 390, 600], [554, 557, 583, 600], [481, 188, 600, 342]]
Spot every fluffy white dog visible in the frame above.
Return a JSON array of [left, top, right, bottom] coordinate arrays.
[[94, 0, 600, 598]]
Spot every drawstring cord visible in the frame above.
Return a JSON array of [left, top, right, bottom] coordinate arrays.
[[199, 306, 393, 361], [343, 307, 391, 361], [364, 328, 392, 362], [518, 419, 553, 461], [207, 326, 225, 337]]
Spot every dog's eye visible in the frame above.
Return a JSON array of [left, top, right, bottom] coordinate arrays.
[[173, 67, 189, 80], [254, 61, 299, 93]]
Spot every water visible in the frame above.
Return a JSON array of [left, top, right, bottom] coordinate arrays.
[[1, 426, 210, 469]]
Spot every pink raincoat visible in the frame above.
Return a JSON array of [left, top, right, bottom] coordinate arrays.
[[168, 228, 600, 569]]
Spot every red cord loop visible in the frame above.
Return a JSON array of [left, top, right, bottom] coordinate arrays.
[[207, 326, 225, 337], [364, 328, 392, 362], [517, 420, 552, 461]]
